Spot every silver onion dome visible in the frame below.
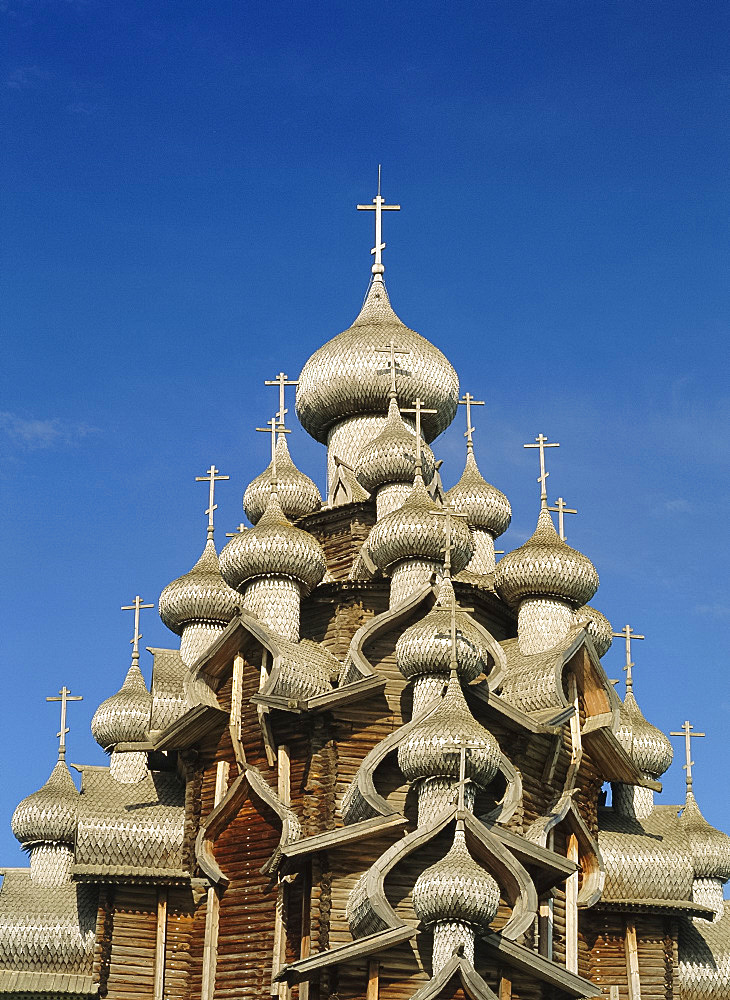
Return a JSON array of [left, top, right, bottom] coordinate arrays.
[[354, 397, 435, 493], [575, 604, 613, 658], [495, 503, 598, 607], [680, 794, 730, 881], [396, 577, 489, 685], [11, 759, 79, 848], [412, 827, 500, 928], [616, 692, 674, 778], [295, 281, 459, 444], [445, 451, 511, 538], [220, 491, 326, 594], [368, 476, 473, 573], [243, 434, 321, 525], [91, 662, 152, 751], [398, 672, 501, 788], [159, 537, 240, 635]]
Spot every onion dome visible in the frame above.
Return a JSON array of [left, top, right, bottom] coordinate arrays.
[[445, 451, 511, 538], [413, 828, 500, 927], [295, 281, 458, 444], [575, 604, 613, 658], [616, 692, 674, 778], [243, 434, 321, 525], [11, 759, 78, 848], [354, 397, 435, 492], [91, 662, 152, 751], [396, 578, 489, 684], [495, 503, 598, 607], [398, 672, 500, 788], [159, 537, 240, 634], [368, 476, 473, 572], [681, 794, 730, 881], [220, 492, 326, 593]]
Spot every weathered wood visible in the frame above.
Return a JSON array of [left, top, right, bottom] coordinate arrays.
[[367, 958, 379, 1000], [625, 917, 642, 1000], [153, 887, 167, 1000], [566, 832, 579, 974]]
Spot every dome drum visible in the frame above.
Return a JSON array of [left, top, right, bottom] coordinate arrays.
[[180, 620, 229, 668], [390, 558, 442, 609], [374, 481, 412, 520], [517, 596, 575, 656], [463, 528, 497, 575], [243, 576, 302, 642]]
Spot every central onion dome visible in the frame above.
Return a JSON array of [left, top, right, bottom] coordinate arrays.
[[91, 662, 152, 750], [413, 827, 500, 928], [159, 537, 240, 634], [11, 759, 78, 848], [396, 577, 489, 685], [680, 794, 730, 881], [295, 282, 458, 444], [575, 604, 613, 658], [495, 503, 598, 607], [398, 672, 501, 788], [616, 691, 673, 779], [355, 397, 435, 493], [220, 492, 326, 594], [243, 434, 321, 525], [445, 451, 511, 538], [368, 476, 473, 572]]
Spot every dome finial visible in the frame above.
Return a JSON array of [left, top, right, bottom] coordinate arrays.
[[195, 463, 230, 541], [547, 496, 578, 541], [256, 415, 290, 495], [46, 685, 83, 761], [121, 594, 154, 666], [264, 371, 299, 432], [458, 392, 485, 455], [671, 718, 706, 798], [612, 623, 645, 695], [356, 166, 400, 282], [524, 432, 560, 502], [402, 397, 437, 476]]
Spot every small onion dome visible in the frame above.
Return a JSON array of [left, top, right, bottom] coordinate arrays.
[[354, 397, 435, 493], [368, 476, 473, 573], [494, 504, 598, 607], [575, 604, 613, 658], [220, 492, 326, 594], [11, 759, 78, 848], [159, 538, 240, 635], [398, 672, 501, 788], [680, 793, 730, 881], [413, 828, 500, 927], [616, 692, 674, 778], [295, 281, 458, 444], [243, 434, 321, 525], [396, 577, 489, 684], [445, 451, 511, 538], [91, 662, 152, 750]]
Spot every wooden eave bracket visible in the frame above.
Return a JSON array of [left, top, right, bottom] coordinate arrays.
[[151, 704, 228, 751], [406, 955, 500, 1000], [481, 934, 602, 998], [250, 673, 387, 715], [275, 926, 415, 984], [281, 813, 408, 863]]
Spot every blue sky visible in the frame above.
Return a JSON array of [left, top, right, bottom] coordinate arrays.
[[1, 1, 728, 868]]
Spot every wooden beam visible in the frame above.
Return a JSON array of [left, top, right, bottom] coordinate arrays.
[[625, 917, 642, 1000], [272, 745, 291, 997], [229, 653, 246, 769], [366, 959, 379, 1000], [299, 863, 312, 1000], [259, 650, 277, 766], [498, 969, 511, 1000], [566, 833, 579, 975], [201, 760, 229, 1000], [153, 887, 167, 1000]]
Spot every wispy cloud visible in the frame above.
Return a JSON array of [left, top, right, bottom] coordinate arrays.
[[694, 602, 730, 619], [0, 412, 98, 449], [4, 65, 50, 91], [665, 498, 692, 513]]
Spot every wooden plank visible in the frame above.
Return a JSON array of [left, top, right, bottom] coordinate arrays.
[[625, 917, 642, 1000], [153, 887, 167, 1000], [272, 744, 290, 998], [367, 959, 379, 1000], [498, 969, 512, 1000], [566, 833, 579, 974]]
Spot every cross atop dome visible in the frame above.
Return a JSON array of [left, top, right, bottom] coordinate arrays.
[[46, 686, 83, 760], [196, 464, 230, 539], [121, 595, 154, 661], [524, 433, 560, 502], [256, 416, 291, 488], [671, 719, 706, 795], [374, 339, 411, 398], [265, 372, 298, 431], [548, 497, 578, 542], [612, 624, 645, 693], [357, 166, 400, 281], [459, 393, 485, 453]]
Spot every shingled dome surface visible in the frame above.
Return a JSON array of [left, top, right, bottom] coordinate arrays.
[[11, 759, 79, 848], [159, 537, 240, 634]]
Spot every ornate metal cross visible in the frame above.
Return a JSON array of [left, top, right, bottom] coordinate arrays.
[[374, 339, 411, 397], [264, 372, 298, 430], [121, 595, 154, 658], [46, 686, 83, 760], [256, 416, 291, 484], [670, 720, 706, 794], [430, 505, 468, 579], [611, 624, 645, 693], [458, 393, 485, 452], [548, 497, 577, 542], [401, 397, 436, 473], [357, 166, 400, 280], [523, 433, 560, 501], [196, 464, 230, 537]]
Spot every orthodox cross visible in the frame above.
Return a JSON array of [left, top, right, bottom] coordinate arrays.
[[430, 505, 468, 579], [401, 397, 436, 473], [226, 523, 246, 538], [357, 166, 400, 280], [670, 720, 706, 795], [443, 739, 483, 813], [196, 464, 230, 538], [264, 372, 298, 430], [46, 686, 83, 760], [374, 339, 411, 397], [121, 595, 154, 660], [611, 624, 645, 694], [523, 433, 560, 502], [548, 497, 577, 542], [256, 416, 291, 484], [458, 393, 485, 452]]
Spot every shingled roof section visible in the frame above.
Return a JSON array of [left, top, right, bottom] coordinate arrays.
[[147, 647, 189, 732], [679, 902, 730, 998], [73, 766, 187, 881], [0, 869, 96, 994]]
